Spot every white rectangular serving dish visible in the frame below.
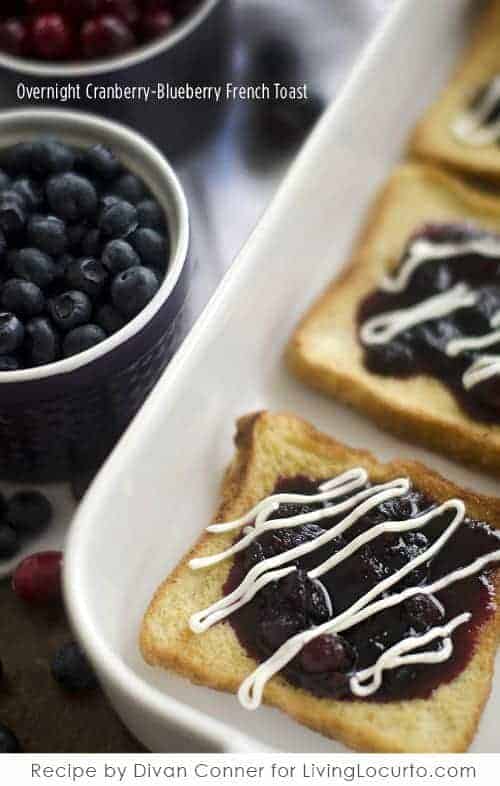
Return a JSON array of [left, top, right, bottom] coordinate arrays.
[[65, 0, 500, 753]]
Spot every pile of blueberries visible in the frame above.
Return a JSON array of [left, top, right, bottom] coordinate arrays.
[[0, 494, 99, 753], [0, 135, 168, 370], [0, 1, 200, 62]]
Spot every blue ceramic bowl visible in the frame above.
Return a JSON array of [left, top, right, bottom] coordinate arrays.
[[0, 108, 190, 483]]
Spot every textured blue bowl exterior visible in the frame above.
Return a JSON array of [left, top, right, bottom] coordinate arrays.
[[0, 249, 190, 483]]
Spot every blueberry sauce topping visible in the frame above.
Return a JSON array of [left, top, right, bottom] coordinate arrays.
[[219, 475, 500, 703], [358, 222, 500, 422]]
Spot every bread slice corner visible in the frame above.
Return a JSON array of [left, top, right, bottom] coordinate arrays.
[[141, 410, 500, 752], [410, 0, 500, 180], [287, 162, 500, 476]]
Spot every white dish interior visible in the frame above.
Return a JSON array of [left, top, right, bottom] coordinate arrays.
[[65, 0, 500, 753]]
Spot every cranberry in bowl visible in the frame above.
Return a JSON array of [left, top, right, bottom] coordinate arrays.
[[0, 0, 222, 77], [0, 108, 189, 483]]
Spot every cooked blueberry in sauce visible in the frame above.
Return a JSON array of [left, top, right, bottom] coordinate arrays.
[[358, 222, 500, 422], [225, 475, 500, 702]]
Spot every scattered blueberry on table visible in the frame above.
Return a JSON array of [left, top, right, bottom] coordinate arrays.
[[0, 489, 53, 561], [0, 721, 21, 753], [51, 641, 98, 692], [0, 1, 201, 62], [0, 136, 168, 370]]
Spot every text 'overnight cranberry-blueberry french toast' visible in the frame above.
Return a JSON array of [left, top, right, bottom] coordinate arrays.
[[288, 163, 500, 475], [411, 0, 500, 181], [141, 412, 500, 753]]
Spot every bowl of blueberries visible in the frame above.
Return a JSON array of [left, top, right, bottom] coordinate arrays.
[[0, 107, 189, 483], [0, 1, 223, 77]]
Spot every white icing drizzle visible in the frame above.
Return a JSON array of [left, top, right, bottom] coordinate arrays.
[[189, 476, 410, 633], [361, 231, 500, 390], [446, 327, 500, 357], [238, 543, 500, 710], [381, 237, 500, 294], [349, 613, 469, 698], [452, 76, 500, 146], [359, 283, 476, 346], [463, 355, 500, 390], [188, 467, 500, 710]]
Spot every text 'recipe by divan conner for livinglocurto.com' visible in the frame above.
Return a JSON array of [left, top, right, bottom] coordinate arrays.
[[16, 81, 309, 104], [30, 761, 470, 781]]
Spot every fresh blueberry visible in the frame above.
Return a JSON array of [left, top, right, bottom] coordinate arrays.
[[66, 222, 87, 250], [0, 524, 20, 560], [0, 722, 21, 752], [51, 641, 98, 692], [11, 176, 43, 211], [102, 238, 140, 274], [137, 198, 165, 231], [99, 197, 138, 239], [0, 141, 33, 175], [0, 190, 27, 235], [30, 137, 74, 177], [66, 257, 108, 299], [130, 227, 167, 267], [254, 36, 301, 82], [6, 490, 52, 536], [27, 214, 67, 256], [259, 91, 325, 150], [0, 169, 11, 191], [81, 144, 121, 181], [0, 228, 6, 262], [13, 248, 57, 288], [95, 304, 125, 335], [1, 278, 45, 318], [109, 172, 145, 204], [0, 355, 20, 371], [111, 265, 159, 317], [49, 290, 92, 332], [54, 253, 74, 279], [0, 313, 24, 354], [63, 324, 106, 357], [46, 172, 98, 222], [24, 317, 60, 366], [81, 227, 101, 257]]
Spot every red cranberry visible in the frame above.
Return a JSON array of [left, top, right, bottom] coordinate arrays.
[[62, 0, 99, 20], [31, 13, 74, 60], [141, 9, 174, 42], [27, 0, 60, 12], [98, 0, 139, 26], [12, 550, 63, 605], [81, 15, 135, 58], [0, 19, 28, 57], [300, 634, 356, 674]]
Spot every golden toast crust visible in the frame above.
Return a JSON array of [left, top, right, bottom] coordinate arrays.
[[411, 0, 500, 180], [141, 411, 500, 753], [287, 163, 500, 476]]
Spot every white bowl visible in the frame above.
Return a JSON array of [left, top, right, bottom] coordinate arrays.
[[0, 1, 222, 79]]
